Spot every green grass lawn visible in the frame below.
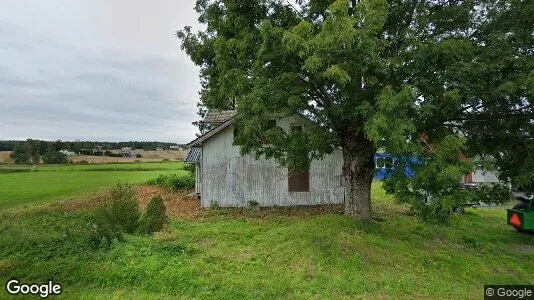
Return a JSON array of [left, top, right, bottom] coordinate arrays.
[[0, 162, 187, 208], [0, 182, 532, 299]]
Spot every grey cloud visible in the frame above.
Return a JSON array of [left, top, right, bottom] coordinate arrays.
[[0, 5, 201, 143]]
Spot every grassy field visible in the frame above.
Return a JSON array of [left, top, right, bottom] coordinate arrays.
[[0, 181, 532, 299], [0, 162, 187, 208]]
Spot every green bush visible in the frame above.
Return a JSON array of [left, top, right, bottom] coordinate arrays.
[[89, 183, 141, 248], [474, 184, 512, 205], [146, 174, 195, 190], [104, 150, 123, 157], [88, 220, 125, 249], [138, 196, 169, 235], [184, 163, 196, 175], [42, 151, 68, 164]]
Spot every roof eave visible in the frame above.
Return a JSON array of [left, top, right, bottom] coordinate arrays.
[[187, 117, 236, 147]]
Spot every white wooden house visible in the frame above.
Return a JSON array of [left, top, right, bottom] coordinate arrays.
[[185, 110, 345, 208]]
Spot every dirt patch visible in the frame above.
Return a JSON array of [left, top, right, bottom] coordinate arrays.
[[51, 187, 361, 221], [54, 191, 109, 212], [54, 185, 200, 219], [135, 185, 200, 219]]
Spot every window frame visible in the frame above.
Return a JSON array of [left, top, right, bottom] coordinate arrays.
[[288, 168, 310, 192]]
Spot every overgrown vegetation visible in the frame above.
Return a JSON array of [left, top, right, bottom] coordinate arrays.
[[42, 150, 68, 164], [89, 184, 140, 248], [146, 173, 195, 190], [474, 184, 513, 205], [138, 196, 169, 235], [183, 163, 195, 175], [89, 184, 170, 248], [0, 183, 532, 299]]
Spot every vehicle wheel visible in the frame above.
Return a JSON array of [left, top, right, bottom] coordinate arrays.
[[513, 202, 528, 210]]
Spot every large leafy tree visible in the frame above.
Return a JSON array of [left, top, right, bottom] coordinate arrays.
[[178, 0, 533, 219]]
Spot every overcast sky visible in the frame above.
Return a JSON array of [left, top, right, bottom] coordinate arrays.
[[0, 0, 202, 143]]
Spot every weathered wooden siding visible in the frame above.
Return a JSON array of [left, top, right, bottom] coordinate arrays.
[[471, 169, 500, 183], [195, 163, 201, 194], [200, 116, 345, 207]]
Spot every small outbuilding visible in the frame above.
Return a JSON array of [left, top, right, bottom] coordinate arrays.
[[185, 110, 345, 208]]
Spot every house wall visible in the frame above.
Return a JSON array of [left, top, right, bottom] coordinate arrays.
[[195, 163, 201, 194], [200, 116, 344, 207], [471, 169, 500, 183]]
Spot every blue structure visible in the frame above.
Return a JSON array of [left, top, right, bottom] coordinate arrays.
[[374, 154, 420, 180]]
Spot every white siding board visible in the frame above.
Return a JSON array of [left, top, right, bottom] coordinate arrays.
[[200, 116, 345, 208]]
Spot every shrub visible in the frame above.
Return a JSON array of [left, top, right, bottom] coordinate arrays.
[[167, 174, 195, 190], [89, 183, 141, 248], [184, 163, 196, 175], [42, 151, 68, 164], [104, 150, 123, 157], [138, 196, 169, 235], [146, 174, 195, 190], [88, 220, 125, 249], [474, 183, 512, 205]]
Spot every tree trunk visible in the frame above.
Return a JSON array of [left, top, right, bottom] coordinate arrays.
[[341, 130, 375, 220]]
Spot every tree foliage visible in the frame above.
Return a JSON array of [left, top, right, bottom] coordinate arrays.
[[42, 151, 68, 164], [178, 0, 533, 220]]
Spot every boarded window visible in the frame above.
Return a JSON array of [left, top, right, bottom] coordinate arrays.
[[288, 169, 310, 192], [290, 124, 303, 132], [265, 119, 277, 130]]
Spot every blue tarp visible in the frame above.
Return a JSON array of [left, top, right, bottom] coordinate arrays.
[[374, 154, 420, 180]]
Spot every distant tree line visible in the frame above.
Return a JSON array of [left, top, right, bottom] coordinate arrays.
[[10, 139, 68, 164], [0, 140, 186, 152]]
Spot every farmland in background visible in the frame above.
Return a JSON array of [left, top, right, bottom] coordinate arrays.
[[0, 151, 11, 164], [0, 149, 187, 164], [0, 162, 187, 208]]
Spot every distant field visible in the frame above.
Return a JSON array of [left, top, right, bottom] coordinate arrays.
[[0, 161, 185, 172], [0, 149, 187, 164], [70, 150, 187, 164], [0, 151, 11, 163], [0, 162, 187, 208]]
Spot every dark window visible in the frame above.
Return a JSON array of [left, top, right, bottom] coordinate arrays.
[[288, 169, 310, 192], [290, 124, 303, 132], [265, 119, 277, 130], [233, 126, 241, 144]]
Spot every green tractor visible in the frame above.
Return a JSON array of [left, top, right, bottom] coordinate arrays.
[[508, 193, 534, 233]]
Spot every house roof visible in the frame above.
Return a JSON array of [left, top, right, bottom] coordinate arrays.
[[203, 110, 236, 124], [187, 117, 236, 147], [184, 147, 202, 163]]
